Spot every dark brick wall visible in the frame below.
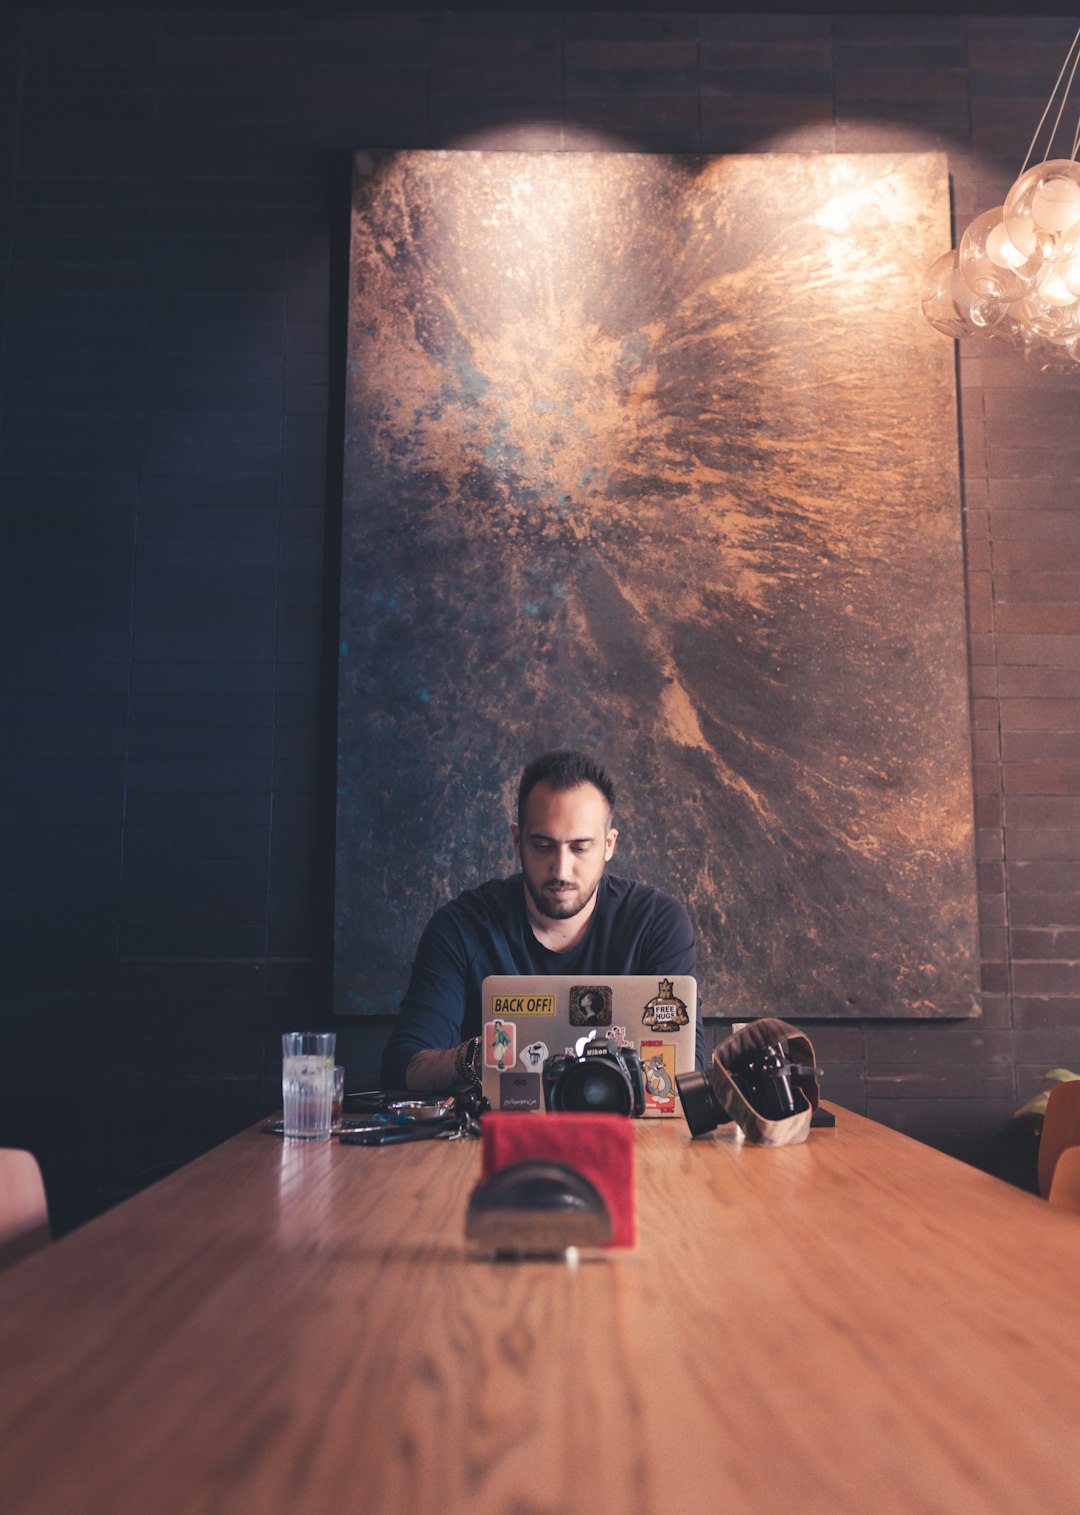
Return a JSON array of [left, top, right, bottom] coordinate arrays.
[[1, 7, 1077, 1231]]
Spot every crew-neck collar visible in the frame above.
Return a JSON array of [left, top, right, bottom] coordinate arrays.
[[516, 871, 607, 956]]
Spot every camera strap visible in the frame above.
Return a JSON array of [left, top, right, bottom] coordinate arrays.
[[710, 1017, 821, 1146]]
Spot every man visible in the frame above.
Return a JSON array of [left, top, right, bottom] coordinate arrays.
[[380, 749, 702, 1090]]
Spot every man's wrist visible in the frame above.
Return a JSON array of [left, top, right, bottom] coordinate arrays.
[[453, 1036, 482, 1090]]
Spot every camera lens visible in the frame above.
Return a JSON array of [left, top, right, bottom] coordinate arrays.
[[675, 1070, 730, 1136], [557, 1060, 633, 1116]]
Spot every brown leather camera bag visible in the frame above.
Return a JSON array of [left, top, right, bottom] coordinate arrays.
[[709, 1017, 820, 1146]]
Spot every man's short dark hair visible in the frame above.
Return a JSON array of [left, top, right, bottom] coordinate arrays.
[[517, 750, 616, 829]]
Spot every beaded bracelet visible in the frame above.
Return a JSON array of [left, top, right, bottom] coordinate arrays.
[[454, 1036, 482, 1090]]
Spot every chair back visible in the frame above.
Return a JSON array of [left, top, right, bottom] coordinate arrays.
[[0, 1149, 50, 1272], [1048, 1145, 1080, 1217], [1038, 1080, 1080, 1198]]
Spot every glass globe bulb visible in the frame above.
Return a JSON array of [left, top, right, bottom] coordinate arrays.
[[1004, 159, 1080, 260], [1002, 214, 1042, 258], [1036, 261, 1079, 306], [970, 295, 1007, 329], [1003, 214, 1058, 284], [1032, 175, 1080, 232], [922, 249, 966, 337], [986, 221, 1028, 270], [922, 248, 1005, 338], [959, 206, 1031, 300], [1015, 286, 1080, 340]]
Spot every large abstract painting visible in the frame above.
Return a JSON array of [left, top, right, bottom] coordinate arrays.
[[335, 148, 978, 1021]]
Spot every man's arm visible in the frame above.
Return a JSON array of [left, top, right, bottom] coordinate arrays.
[[403, 1044, 477, 1092], [380, 906, 479, 1091], [403, 1047, 459, 1091], [642, 890, 704, 1071]]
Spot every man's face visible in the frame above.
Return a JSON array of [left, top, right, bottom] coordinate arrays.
[[512, 780, 618, 923]]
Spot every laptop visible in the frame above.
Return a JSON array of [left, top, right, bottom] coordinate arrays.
[[480, 973, 697, 1117]]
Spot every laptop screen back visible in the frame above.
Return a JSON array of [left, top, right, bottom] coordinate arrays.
[[479, 973, 697, 1117]]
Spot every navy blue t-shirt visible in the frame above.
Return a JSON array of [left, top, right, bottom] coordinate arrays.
[[380, 871, 701, 1087]]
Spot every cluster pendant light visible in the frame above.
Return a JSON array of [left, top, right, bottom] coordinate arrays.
[[922, 25, 1080, 374]]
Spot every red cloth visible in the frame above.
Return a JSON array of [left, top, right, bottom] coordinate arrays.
[[480, 1112, 636, 1248]]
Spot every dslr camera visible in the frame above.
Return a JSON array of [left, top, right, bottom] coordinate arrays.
[[678, 1040, 802, 1134], [677, 1028, 820, 1138], [542, 1040, 646, 1118], [736, 1041, 802, 1122]]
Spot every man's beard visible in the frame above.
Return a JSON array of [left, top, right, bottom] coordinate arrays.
[[523, 873, 601, 921]]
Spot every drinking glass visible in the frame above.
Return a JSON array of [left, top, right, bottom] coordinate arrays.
[[330, 1066, 345, 1134], [282, 1032, 336, 1140]]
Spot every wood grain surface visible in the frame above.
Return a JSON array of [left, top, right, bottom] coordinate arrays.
[[1, 1111, 1078, 1515]]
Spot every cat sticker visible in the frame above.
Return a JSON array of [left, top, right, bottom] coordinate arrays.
[[641, 1040, 677, 1116]]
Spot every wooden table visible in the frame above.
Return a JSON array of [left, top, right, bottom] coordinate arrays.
[[2, 1107, 1080, 1514]]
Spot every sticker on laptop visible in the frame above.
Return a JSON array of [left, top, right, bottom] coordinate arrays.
[[641, 978, 690, 1031], [569, 984, 612, 1027], [484, 1019, 516, 1071], [519, 1040, 549, 1073], [641, 1039, 677, 1115], [489, 992, 556, 1016], [500, 1071, 541, 1111]]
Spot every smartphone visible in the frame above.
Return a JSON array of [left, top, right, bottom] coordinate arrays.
[[263, 1115, 403, 1136]]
